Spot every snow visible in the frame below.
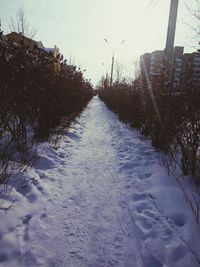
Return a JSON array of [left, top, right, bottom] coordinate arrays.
[[0, 96, 200, 267], [43, 47, 54, 54]]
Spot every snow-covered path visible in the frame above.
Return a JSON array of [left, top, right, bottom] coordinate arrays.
[[0, 97, 200, 267]]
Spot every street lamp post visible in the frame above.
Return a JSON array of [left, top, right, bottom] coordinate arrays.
[[165, 0, 179, 91], [165, 0, 179, 62], [104, 38, 125, 86]]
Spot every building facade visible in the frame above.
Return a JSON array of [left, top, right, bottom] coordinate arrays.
[[5, 32, 44, 49], [140, 47, 200, 92]]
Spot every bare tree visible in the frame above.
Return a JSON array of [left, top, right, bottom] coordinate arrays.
[[9, 7, 37, 38], [115, 60, 124, 83], [185, 0, 200, 41], [132, 59, 140, 80], [0, 19, 3, 38]]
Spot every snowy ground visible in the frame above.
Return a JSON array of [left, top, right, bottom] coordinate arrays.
[[0, 97, 200, 267]]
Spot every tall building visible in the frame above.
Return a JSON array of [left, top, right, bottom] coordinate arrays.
[[140, 50, 165, 90], [149, 50, 164, 77], [140, 47, 200, 92], [171, 46, 184, 90], [182, 52, 200, 90]]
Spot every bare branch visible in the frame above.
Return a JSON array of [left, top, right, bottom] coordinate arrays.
[[9, 7, 37, 38], [185, 1, 200, 41]]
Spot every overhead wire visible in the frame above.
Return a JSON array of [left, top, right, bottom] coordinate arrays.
[[146, 0, 159, 12]]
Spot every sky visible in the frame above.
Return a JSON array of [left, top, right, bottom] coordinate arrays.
[[0, 0, 199, 86]]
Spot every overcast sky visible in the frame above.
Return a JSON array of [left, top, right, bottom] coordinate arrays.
[[0, 0, 198, 85]]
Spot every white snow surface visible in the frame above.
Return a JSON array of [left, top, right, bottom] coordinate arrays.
[[0, 97, 200, 267]]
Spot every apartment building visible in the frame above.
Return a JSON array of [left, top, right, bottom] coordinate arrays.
[[140, 47, 200, 92]]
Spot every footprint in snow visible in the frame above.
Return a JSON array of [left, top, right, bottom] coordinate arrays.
[[25, 192, 38, 203], [138, 216, 154, 232], [143, 210, 159, 220], [138, 172, 152, 180], [40, 213, 47, 220], [119, 200, 126, 209], [170, 213, 187, 227], [0, 253, 8, 263], [145, 254, 163, 267], [135, 202, 147, 214], [169, 245, 186, 262], [133, 193, 147, 201]]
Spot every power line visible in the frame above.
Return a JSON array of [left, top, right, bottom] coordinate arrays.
[[146, 0, 159, 11]]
